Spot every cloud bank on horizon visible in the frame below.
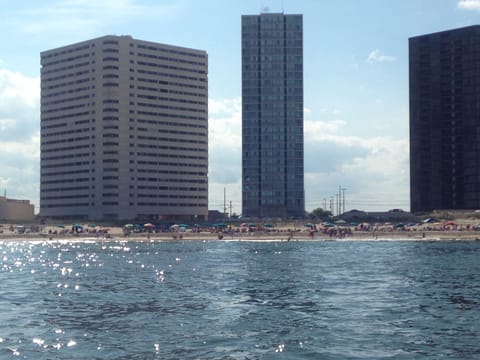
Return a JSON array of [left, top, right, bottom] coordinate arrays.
[[0, 68, 39, 203], [0, 64, 409, 214], [208, 97, 410, 214]]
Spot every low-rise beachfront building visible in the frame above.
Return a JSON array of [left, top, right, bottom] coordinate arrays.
[[339, 209, 418, 223], [0, 196, 35, 222], [40, 35, 208, 221]]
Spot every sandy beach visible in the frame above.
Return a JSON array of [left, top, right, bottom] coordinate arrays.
[[2, 222, 480, 242]]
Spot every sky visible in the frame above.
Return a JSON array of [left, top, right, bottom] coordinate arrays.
[[1, 0, 480, 216]]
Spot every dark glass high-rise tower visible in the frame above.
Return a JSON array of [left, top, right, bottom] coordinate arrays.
[[409, 26, 480, 212], [241, 13, 304, 219]]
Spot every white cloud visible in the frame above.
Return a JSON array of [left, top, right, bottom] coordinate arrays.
[[208, 98, 242, 214], [0, 133, 40, 209], [316, 107, 343, 117], [0, 119, 16, 132], [304, 118, 409, 212], [0, 67, 40, 209], [207, 99, 410, 214], [0, 69, 410, 216], [458, 0, 480, 10], [0, 69, 39, 107], [0, 68, 40, 143], [209, 97, 241, 118], [209, 97, 242, 151], [367, 49, 396, 64], [305, 119, 348, 140]]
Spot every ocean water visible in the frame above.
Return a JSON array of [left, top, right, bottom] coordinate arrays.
[[0, 239, 479, 359]]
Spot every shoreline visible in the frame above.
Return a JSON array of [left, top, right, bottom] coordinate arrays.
[[1, 230, 480, 243]]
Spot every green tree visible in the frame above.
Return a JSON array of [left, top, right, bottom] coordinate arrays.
[[308, 208, 332, 220]]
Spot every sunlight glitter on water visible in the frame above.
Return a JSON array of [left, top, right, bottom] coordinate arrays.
[[1, 240, 480, 359], [67, 340, 77, 347], [32, 338, 45, 347]]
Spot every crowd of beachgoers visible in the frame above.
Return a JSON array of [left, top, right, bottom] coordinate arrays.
[[2, 217, 480, 241]]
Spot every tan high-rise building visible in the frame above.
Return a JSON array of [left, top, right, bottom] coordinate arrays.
[[40, 35, 208, 221]]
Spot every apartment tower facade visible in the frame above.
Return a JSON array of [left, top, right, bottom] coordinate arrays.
[[40, 35, 208, 221], [241, 13, 305, 219], [410, 26, 480, 212]]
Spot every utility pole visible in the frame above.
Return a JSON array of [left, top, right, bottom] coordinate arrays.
[[229, 201, 232, 218], [223, 187, 227, 217], [342, 188, 347, 214], [339, 186, 342, 215], [335, 194, 339, 216]]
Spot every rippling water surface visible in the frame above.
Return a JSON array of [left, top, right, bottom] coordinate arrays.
[[1, 239, 480, 359]]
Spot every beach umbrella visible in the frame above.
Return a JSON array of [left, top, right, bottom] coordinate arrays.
[[88, 224, 96, 228], [124, 224, 134, 228], [170, 224, 180, 229], [72, 224, 83, 233], [248, 223, 256, 227], [56, 224, 65, 228], [335, 219, 346, 224], [240, 223, 248, 227], [304, 223, 314, 228], [144, 223, 154, 227], [179, 224, 189, 228], [263, 223, 274, 228]]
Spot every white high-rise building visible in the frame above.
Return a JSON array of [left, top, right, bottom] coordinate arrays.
[[40, 35, 208, 221]]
